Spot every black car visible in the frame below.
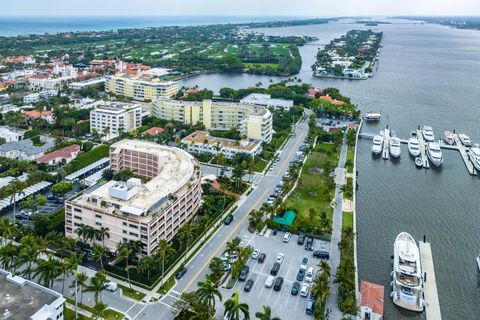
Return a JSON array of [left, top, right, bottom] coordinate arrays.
[[304, 237, 314, 251], [313, 250, 330, 260], [297, 233, 305, 245], [175, 267, 188, 280], [224, 215, 234, 225], [273, 277, 284, 291], [239, 266, 250, 282], [270, 262, 280, 276], [46, 194, 56, 200], [244, 279, 254, 292], [258, 253, 266, 263], [296, 269, 305, 281], [291, 281, 300, 295]]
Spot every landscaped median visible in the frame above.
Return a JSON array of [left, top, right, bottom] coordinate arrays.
[[118, 283, 146, 301]]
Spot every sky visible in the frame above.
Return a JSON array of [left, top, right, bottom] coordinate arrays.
[[1, 0, 479, 17]]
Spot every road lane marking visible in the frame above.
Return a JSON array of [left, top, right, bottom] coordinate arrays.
[[183, 189, 270, 292]]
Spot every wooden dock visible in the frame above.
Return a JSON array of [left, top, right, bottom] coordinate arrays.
[[453, 135, 476, 175], [382, 128, 390, 159], [419, 241, 442, 320], [416, 130, 430, 169]]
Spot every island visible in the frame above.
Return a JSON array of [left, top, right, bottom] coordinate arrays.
[[311, 29, 383, 80]]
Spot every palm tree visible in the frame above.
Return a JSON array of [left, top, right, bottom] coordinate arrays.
[[117, 246, 133, 289], [255, 305, 281, 320], [0, 217, 18, 244], [85, 271, 108, 304], [224, 290, 250, 320], [75, 224, 89, 242], [102, 127, 110, 141], [16, 245, 40, 280], [92, 244, 108, 271], [92, 301, 108, 320], [45, 231, 64, 251], [196, 274, 222, 319], [8, 181, 25, 224], [177, 223, 196, 258], [33, 255, 62, 288], [0, 242, 17, 272], [61, 253, 82, 295], [319, 260, 331, 277], [226, 237, 241, 257], [95, 227, 110, 247], [70, 271, 88, 305], [154, 240, 176, 286], [137, 256, 156, 280]]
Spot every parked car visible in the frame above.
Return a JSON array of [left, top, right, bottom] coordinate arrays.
[[251, 249, 261, 259], [175, 267, 187, 280], [224, 214, 234, 225], [305, 299, 315, 315], [297, 233, 305, 245], [304, 237, 314, 251], [300, 283, 310, 297], [244, 279, 254, 292], [305, 267, 314, 282], [283, 232, 291, 243], [223, 262, 231, 271], [313, 250, 330, 260], [291, 281, 300, 295], [239, 266, 250, 282], [273, 277, 284, 291], [275, 253, 285, 264], [105, 281, 118, 292], [296, 269, 305, 281], [270, 262, 281, 276], [265, 275, 276, 288], [258, 253, 266, 263]]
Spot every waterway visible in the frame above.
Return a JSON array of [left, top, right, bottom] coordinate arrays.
[[183, 19, 480, 320]]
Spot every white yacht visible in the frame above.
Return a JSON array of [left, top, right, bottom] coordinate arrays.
[[458, 133, 472, 147], [408, 132, 421, 157], [422, 126, 435, 142], [391, 232, 424, 312], [389, 137, 401, 158], [364, 112, 381, 121], [444, 131, 455, 145], [372, 135, 383, 155], [427, 142, 443, 167], [468, 144, 480, 171]]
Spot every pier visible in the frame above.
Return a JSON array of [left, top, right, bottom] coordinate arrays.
[[419, 241, 442, 320]]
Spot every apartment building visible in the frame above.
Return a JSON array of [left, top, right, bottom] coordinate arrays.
[[105, 73, 179, 101], [240, 93, 294, 111], [153, 98, 273, 142], [181, 131, 262, 159], [90, 102, 142, 139], [65, 140, 202, 255]]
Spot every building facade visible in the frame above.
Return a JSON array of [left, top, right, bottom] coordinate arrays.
[[105, 73, 179, 101], [240, 93, 294, 111], [65, 140, 202, 255], [90, 102, 142, 139], [153, 98, 273, 142], [0, 126, 25, 142]]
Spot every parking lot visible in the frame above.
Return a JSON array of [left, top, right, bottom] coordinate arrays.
[[216, 230, 331, 319]]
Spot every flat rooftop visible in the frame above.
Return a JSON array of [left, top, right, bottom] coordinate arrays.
[[240, 93, 293, 108], [182, 131, 261, 151], [0, 270, 62, 320]]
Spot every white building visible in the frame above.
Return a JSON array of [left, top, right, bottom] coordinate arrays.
[[24, 93, 41, 104], [69, 77, 106, 90], [0, 136, 55, 160], [0, 269, 65, 320], [29, 75, 69, 91], [90, 102, 142, 140], [52, 63, 78, 78], [181, 131, 262, 159], [0, 126, 25, 142], [240, 93, 294, 111]]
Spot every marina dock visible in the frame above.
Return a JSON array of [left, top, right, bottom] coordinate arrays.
[[416, 129, 430, 169], [419, 241, 442, 320]]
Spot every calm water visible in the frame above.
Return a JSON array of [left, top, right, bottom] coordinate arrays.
[[184, 19, 480, 319]]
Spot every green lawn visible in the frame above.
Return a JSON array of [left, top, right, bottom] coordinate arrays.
[[253, 158, 268, 172], [118, 284, 146, 301], [345, 146, 355, 173], [245, 63, 279, 70], [64, 306, 125, 320], [157, 276, 176, 295], [342, 211, 353, 231]]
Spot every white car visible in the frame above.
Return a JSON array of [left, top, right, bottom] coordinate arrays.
[[283, 232, 291, 243], [265, 275, 276, 288], [275, 253, 285, 264], [300, 283, 309, 297], [267, 199, 275, 206], [305, 267, 314, 282], [105, 281, 118, 292], [251, 249, 261, 259]]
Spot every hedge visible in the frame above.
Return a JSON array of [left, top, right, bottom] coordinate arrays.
[[65, 145, 109, 174]]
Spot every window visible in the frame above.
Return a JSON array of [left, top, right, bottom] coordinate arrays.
[[74, 215, 82, 220], [122, 222, 127, 226], [141, 226, 147, 232], [95, 214, 102, 219], [95, 222, 102, 226], [129, 232, 138, 237], [123, 230, 127, 234], [141, 235, 148, 240], [129, 224, 138, 229], [74, 208, 82, 213]]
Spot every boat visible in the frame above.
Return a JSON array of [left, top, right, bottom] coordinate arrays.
[[444, 131, 455, 145], [390, 232, 424, 312], [408, 132, 421, 157], [414, 157, 423, 167], [389, 137, 401, 158], [468, 144, 480, 171], [364, 112, 381, 121], [459, 133, 472, 147], [422, 126, 435, 142], [477, 253, 480, 273], [427, 142, 443, 167], [372, 135, 383, 155]]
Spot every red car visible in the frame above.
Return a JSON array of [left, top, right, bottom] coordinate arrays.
[[258, 253, 266, 263]]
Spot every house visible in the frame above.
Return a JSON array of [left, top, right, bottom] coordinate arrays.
[[308, 87, 325, 98], [23, 110, 55, 124], [0, 126, 25, 142], [240, 93, 293, 111], [35, 144, 81, 165], [320, 94, 346, 105], [358, 281, 384, 320], [142, 127, 165, 136], [0, 136, 55, 160]]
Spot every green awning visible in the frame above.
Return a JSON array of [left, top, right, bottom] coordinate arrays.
[[272, 210, 296, 226]]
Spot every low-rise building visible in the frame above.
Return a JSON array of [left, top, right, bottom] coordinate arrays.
[[35, 144, 81, 165], [142, 127, 165, 136], [24, 93, 41, 104], [153, 98, 272, 142], [0, 136, 55, 160], [240, 93, 294, 111], [69, 77, 106, 90], [90, 102, 142, 140], [23, 110, 55, 124], [29, 75, 66, 91], [65, 140, 202, 255], [0, 269, 65, 320], [0, 126, 25, 142], [181, 130, 262, 159], [105, 73, 179, 101], [358, 280, 384, 320]]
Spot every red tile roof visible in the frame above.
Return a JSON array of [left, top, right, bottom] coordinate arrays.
[[142, 127, 165, 136], [320, 95, 346, 105], [35, 144, 81, 164], [308, 87, 325, 97], [24, 110, 53, 118], [360, 281, 384, 316]]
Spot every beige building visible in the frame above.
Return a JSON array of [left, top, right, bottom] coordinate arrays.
[[90, 102, 142, 140], [105, 73, 179, 101], [65, 140, 202, 255], [153, 98, 272, 142]]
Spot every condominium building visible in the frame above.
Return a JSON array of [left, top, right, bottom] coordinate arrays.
[[181, 131, 262, 159], [90, 102, 142, 139], [240, 93, 294, 111], [105, 73, 179, 101], [153, 98, 273, 142], [65, 140, 202, 255]]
